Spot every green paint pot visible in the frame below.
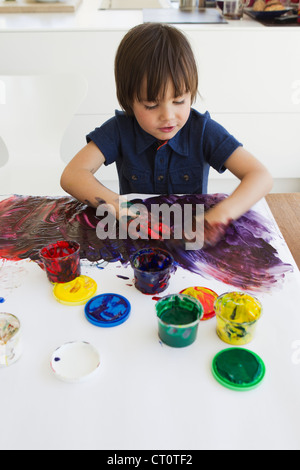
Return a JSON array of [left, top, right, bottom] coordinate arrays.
[[155, 294, 204, 348]]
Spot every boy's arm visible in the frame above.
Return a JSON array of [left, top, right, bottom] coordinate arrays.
[[204, 147, 273, 245], [60, 141, 121, 216]]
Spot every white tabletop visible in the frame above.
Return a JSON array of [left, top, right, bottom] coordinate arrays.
[[0, 197, 300, 450]]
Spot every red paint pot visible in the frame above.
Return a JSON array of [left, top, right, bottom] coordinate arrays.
[[179, 286, 218, 321], [39, 240, 81, 284]]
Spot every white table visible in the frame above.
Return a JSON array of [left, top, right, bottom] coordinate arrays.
[[0, 197, 300, 450]]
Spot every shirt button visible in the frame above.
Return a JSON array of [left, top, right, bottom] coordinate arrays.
[[132, 175, 138, 181], [158, 175, 164, 181], [184, 175, 190, 181]]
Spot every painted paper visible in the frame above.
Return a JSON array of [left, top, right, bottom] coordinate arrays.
[[0, 194, 293, 293]]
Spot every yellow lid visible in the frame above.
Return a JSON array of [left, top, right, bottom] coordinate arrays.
[[53, 276, 97, 306]]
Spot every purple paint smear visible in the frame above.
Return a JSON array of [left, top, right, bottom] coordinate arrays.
[[0, 194, 293, 292]]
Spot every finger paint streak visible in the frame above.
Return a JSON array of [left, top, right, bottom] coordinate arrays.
[[0, 194, 293, 293]]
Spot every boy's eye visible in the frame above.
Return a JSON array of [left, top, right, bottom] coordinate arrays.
[[143, 97, 186, 110], [144, 104, 158, 110]]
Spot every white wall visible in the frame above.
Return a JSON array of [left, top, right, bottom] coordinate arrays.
[[0, 27, 299, 195]]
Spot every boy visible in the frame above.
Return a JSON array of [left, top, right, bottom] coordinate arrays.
[[61, 23, 272, 246]]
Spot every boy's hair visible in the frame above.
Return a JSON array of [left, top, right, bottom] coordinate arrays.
[[115, 23, 198, 115]]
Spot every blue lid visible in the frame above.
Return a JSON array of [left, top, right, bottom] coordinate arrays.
[[84, 293, 131, 328]]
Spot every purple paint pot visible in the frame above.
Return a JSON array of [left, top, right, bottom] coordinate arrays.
[[39, 240, 81, 284], [130, 248, 175, 295]]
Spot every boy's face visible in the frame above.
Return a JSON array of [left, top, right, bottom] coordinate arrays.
[[132, 80, 192, 141]]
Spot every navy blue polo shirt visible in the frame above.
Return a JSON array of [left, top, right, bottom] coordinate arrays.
[[86, 108, 242, 195]]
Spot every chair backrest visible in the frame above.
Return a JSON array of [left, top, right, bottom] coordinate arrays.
[[0, 74, 88, 196]]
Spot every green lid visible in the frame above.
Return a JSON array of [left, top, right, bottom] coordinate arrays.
[[212, 348, 266, 391]]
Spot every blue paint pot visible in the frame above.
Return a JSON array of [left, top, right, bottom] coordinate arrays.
[[130, 248, 175, 295]]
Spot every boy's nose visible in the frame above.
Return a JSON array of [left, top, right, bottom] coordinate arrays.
[[160, 105, 175, 122]]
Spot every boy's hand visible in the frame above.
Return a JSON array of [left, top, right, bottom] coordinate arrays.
[[117, 197, 138, 223], [118, 198, 171, 240], [117, 198, 151, 239], [203, 217, 231, 248], [184, 213, 232, 249]]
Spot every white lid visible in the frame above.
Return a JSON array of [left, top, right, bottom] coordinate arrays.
[[50, 341, 100, 383]]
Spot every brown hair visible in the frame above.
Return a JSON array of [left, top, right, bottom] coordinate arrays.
[[115, 23, 198, 115]]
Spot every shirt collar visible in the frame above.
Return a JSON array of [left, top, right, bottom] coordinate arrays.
[[134, 118, 157, 154], [168, 126, 189, 157], [134, 114, 190, 157]]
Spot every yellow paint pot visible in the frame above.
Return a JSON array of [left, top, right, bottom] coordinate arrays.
[[53, 275, 97, 306], [214, 291, 262, 345]]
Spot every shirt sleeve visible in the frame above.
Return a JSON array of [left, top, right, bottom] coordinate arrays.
[[86, 115, 120, 166], [202, 112, 243, 174]]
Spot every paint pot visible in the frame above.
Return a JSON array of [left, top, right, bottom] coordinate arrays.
[[39, 240, 81, 284], [0, 313, 22, 366], [212, 348, 266, 391], [53, 275, 97, 306], [130, 248, 175, 295], [214, 291, 262, 345], [155, 294, 204, 348], [180, 286, 218, 321]]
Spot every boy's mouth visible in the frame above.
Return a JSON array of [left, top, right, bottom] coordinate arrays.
[[159, 126, 176, 133]]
